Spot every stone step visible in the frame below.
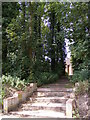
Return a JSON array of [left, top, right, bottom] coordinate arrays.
[[10, 110, 66, 118], [34, 97, 68, 103], [21, 102, 66, 112], [0, 114, 19, 118], [37, 88, 73, 92], [42, 82, 70, 86], [36, 91, 70, 97], [42, 85, 73, 89]]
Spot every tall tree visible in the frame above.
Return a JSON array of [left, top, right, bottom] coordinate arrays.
[[2, 2, 19, 74], [66, 2, 90, 81]]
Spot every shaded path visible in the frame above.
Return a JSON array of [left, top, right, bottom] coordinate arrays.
[[1, 76, 74, 118]]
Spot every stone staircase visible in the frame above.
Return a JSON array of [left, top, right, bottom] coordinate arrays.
[[8, 77, 73, 118]]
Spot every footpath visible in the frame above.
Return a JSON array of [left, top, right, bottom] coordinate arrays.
[[0, 76, 74, 118]]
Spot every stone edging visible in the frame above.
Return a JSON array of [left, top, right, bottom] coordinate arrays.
[[3, 83, 37, 113], [66, 98, 77, 118], [66, 84, 77, 118]]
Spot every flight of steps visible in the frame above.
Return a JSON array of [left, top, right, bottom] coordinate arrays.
[[9, 79, 73, 118]]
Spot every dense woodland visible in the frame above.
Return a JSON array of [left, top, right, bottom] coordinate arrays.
[[2, 2, 90, 90]]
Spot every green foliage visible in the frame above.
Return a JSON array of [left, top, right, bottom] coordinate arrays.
[[2, 75, 26, 91], [2, 2, 90, 91], [73, 108, 80, 118], [1, 74, 26, 106], [70, 69, 90, 83], [67, 3, 90, 82], [2, 3, 20, 74], [27, 72, 59, 87], [0, 89, 5, 103], [2, 2, 66, 84], [37, 72, 59, 87]]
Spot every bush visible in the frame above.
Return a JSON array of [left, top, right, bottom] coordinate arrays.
[[2, 74, 26, 91], [40, 72, 59, 84], [74, 80, 89, 96], [27, 72, 59, 87], [70, 69, 90, 83]]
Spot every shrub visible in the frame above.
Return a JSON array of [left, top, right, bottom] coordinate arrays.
[[2, 74, 26, 91], [70, 69, 90, 83], [74, 80, 89, 96], [27, 72, 59, 87]]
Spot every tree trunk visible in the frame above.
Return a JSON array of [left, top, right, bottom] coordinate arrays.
[[50, 9, 55, 72], [29, 2, 33, 60]]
